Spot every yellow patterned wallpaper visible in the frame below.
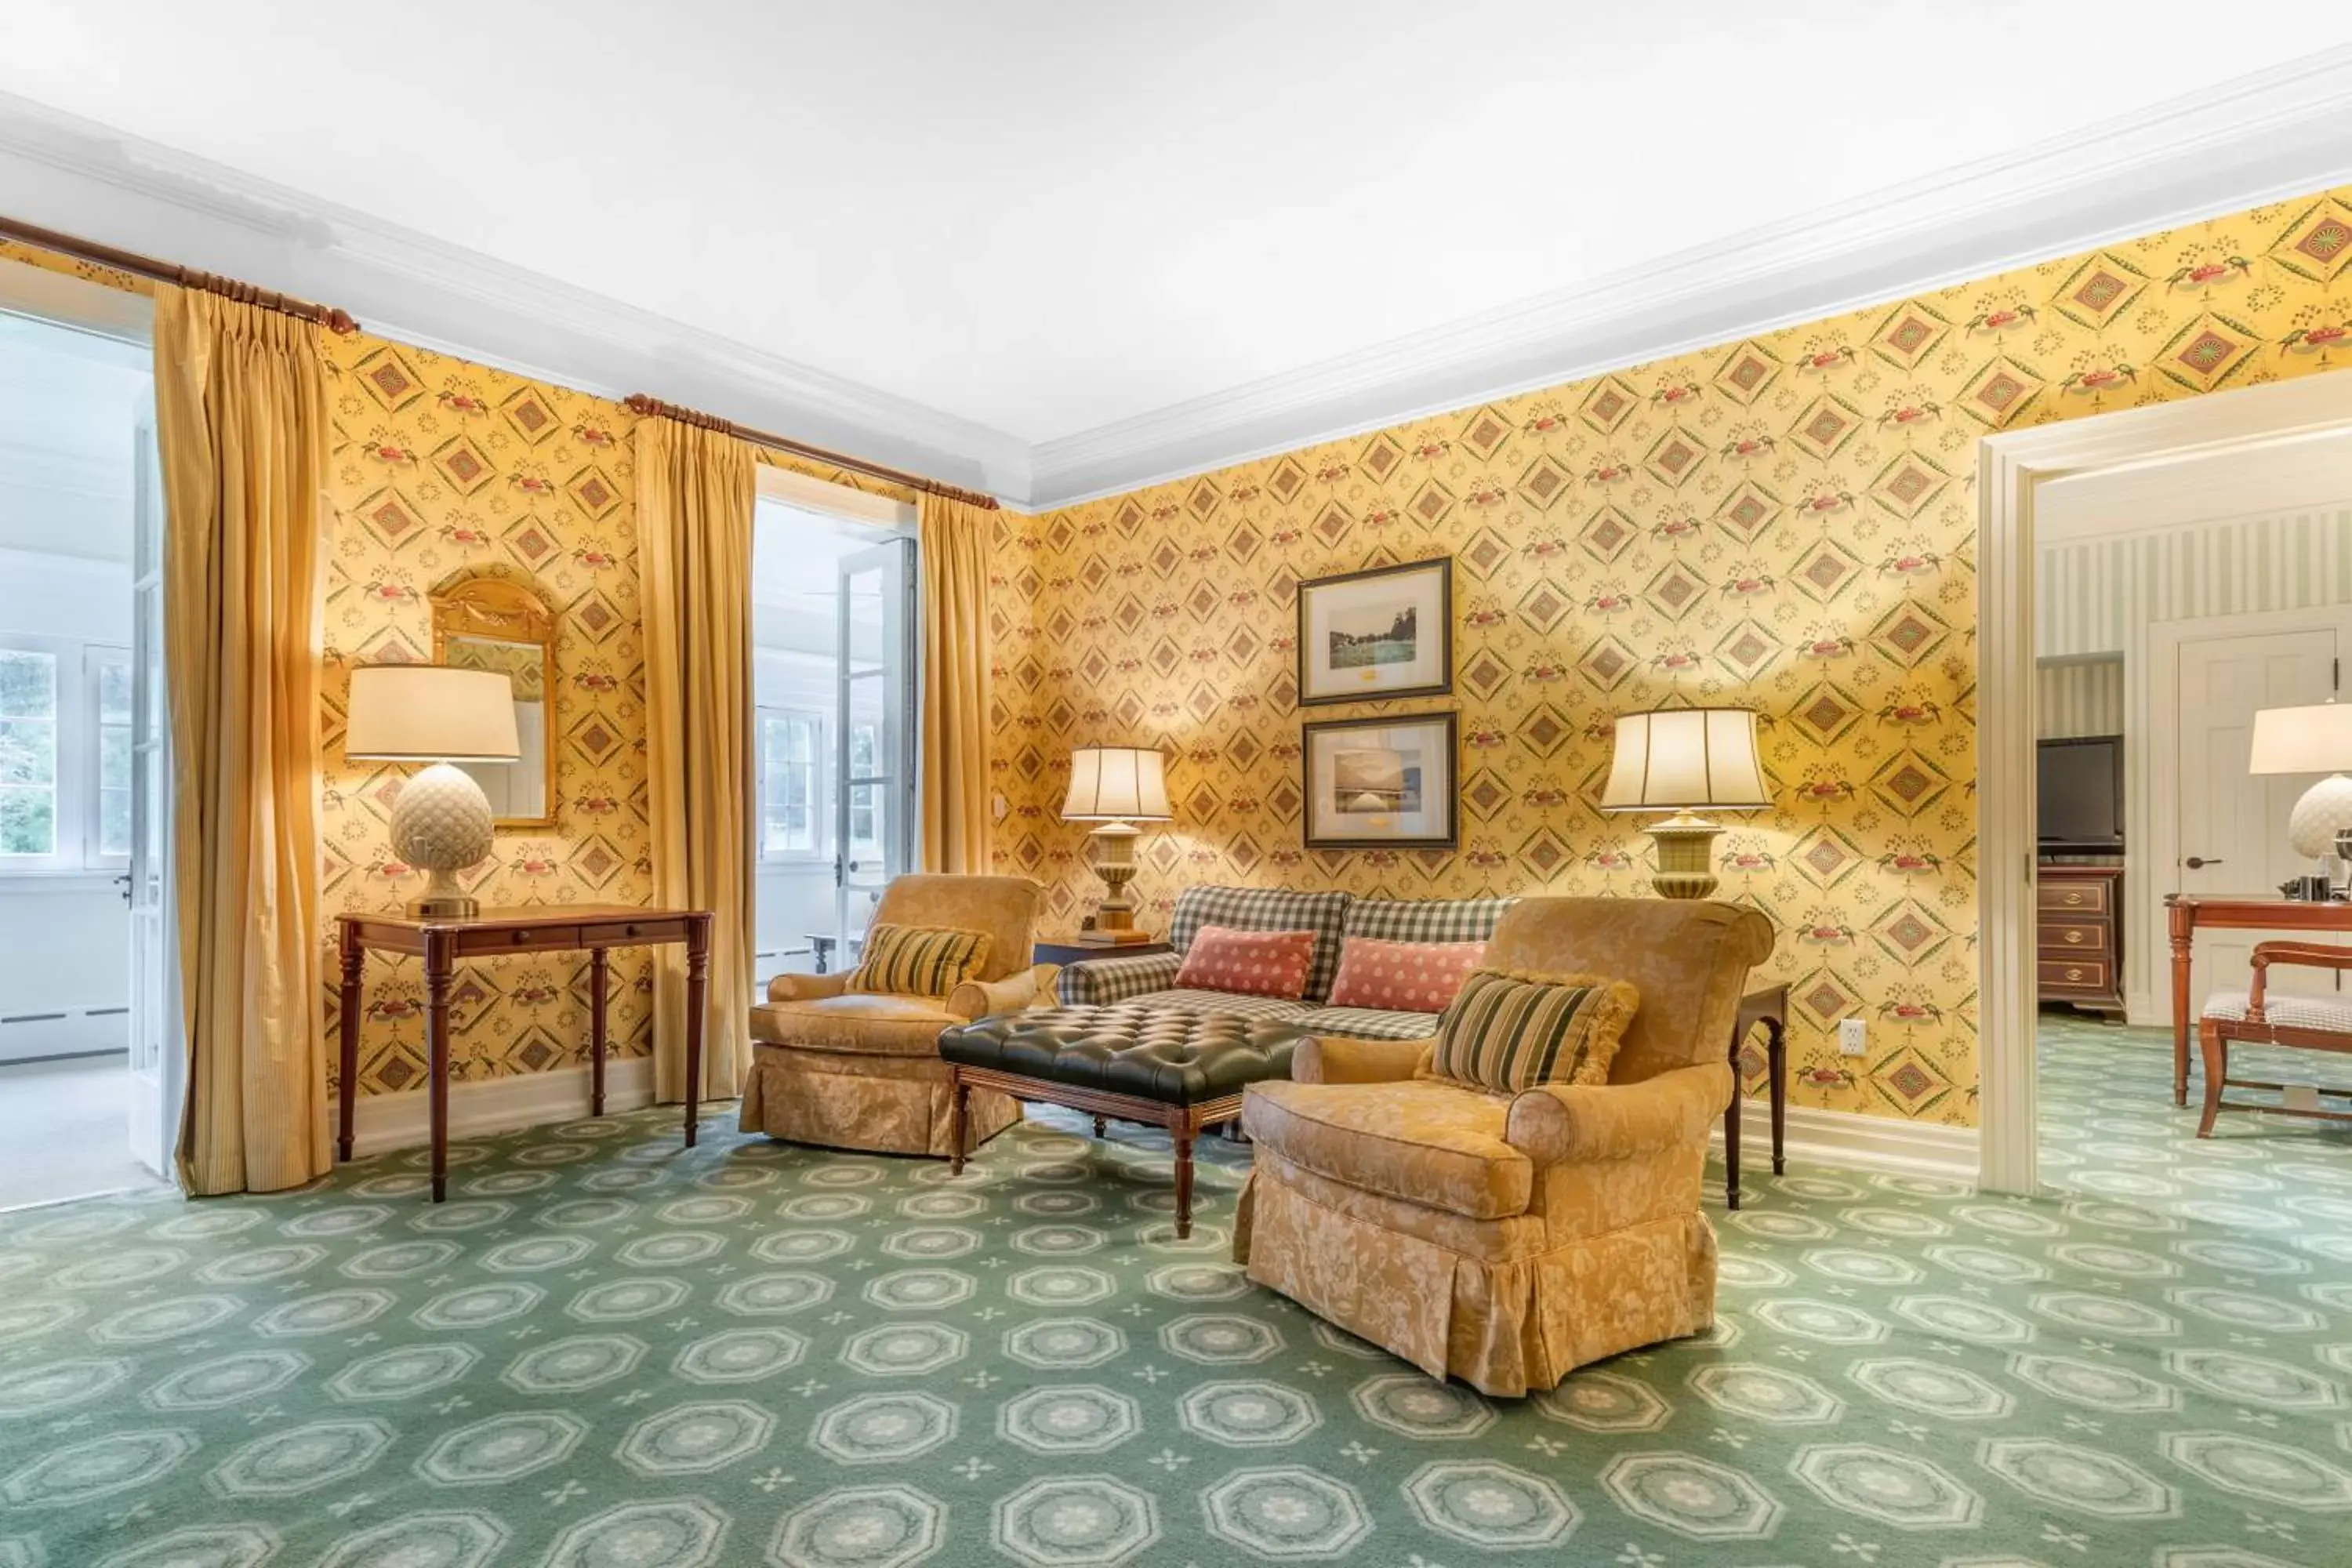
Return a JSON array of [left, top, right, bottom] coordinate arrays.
[[0, 234, 910, 1098], [991, 187, 2352, 1128]]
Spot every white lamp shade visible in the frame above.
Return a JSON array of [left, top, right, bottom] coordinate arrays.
[[1600, 708, 1771, 812], [2249, 701, 2352, 775], [346, 665, 521, 763], [1062, 746, 1172, 822]]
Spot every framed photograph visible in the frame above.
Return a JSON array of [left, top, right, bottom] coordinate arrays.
[[1302, 712, 1458, 850], [1296, 557, 1453, 706]]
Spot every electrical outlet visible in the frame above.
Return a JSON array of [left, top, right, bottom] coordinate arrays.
[[1838, 1018, 1868, 1058]]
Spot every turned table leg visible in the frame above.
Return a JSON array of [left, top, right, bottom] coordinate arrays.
[[589, 947, 609, 1118], [336, 924, 362, 1163], [683, 916, 710, 1149], [424, 930, 453, 1203]]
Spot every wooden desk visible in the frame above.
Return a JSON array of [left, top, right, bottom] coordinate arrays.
[[336, 904, 713, 1200], [2166, 895, 2352, 1106], [1725, 985, 1788, 1210]]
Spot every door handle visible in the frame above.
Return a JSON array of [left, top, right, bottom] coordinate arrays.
[[2184, 856, 2223, 869], [114, 873, 132, 906]]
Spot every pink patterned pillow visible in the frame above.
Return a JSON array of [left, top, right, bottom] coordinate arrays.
[[1173, 925, 1317, 1000], [1327, 938, 1487, 1014]]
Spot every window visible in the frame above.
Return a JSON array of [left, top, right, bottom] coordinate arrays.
[[847, 721, 880, 863], [758, 709, 823, 860], [0, 634, 130, 873]]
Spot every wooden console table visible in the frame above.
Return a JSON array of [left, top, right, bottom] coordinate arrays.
[[2166, 895, 2352, 1107], [1725, 985, 1788, 1210], [336, 904, 713, 1201]]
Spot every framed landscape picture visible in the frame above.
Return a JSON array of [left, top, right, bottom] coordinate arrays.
[[1302, 712, 1457, 850], [1296, 557, 1452, 706]]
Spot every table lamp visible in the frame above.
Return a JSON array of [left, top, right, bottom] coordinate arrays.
[[2249, 699, 2352, 887], [346, 665, 522, 919], [1062, 746, 1172, 935], [1600, 707, 1772, 898]]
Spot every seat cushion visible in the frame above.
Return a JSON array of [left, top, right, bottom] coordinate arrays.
[[1243, 1079, 1532, 1221], [750, 993, 962, 1058], [939, 1006, 1304, 1105], [1294, 1006, 1442, 1042], [2202, 989, 2352, 1031], [1119, 989, 1313, 1022]]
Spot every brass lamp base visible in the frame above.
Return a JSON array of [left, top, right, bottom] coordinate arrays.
[[406, 865, 480, 920], [1643, 810, 1725, 899], [1087, 820, 1142, 931]]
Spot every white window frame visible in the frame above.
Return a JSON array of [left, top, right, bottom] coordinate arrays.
[[0, 630, 129, 879], [757, 705, 828, 864]]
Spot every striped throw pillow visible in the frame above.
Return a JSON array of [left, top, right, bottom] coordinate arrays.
[[849, 924, 994, 999], [1427, 970, 1639, 1094]]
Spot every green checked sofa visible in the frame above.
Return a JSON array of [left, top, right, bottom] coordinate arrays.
[[1058, 885, 1515, 1040]]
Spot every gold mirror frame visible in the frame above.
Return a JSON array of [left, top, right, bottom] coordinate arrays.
[[429, 571, 558, 830]]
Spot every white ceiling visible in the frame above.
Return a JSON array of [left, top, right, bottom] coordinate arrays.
[[5, 5, 2352, 505]]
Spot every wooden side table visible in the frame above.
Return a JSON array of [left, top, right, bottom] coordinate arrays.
[[336, 904, 713, 1201], [1724, 984, 1788, 1210], [1035, 937, 1174, 967]]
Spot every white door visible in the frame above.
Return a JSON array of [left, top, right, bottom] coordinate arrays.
[[125, 409, 181, 1180], [2172, 622, 2343, 1010], [835, 538, 915, 953]]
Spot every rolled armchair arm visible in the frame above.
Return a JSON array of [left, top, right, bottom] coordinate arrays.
[[1057, 951, 1182, 1005], [1505, 1061, 1731, 1166], [768, 971, 851, 1004], [1294, 1033, 1432, 1085], [948, 964, 1062, 1021]]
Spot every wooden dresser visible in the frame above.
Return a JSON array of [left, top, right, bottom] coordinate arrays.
[[2039, 864, 2125, 1016]]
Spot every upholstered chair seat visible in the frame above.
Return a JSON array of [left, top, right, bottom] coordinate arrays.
[[740, 873, 1057, 1156], [1234, 896, 1773, 1397]]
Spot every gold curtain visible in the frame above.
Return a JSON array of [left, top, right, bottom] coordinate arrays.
[[917, 494, 995, 873], [637, 418, 757, 1103], [152, 285, 331, 1196]]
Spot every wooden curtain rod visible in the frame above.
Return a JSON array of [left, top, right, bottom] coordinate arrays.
[[622, 393, 999, 510], [0, 214, 358, 333]]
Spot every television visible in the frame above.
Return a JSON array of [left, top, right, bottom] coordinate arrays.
[[2038, 735, 2123, 851]]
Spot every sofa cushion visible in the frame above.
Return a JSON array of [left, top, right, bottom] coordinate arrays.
[[1429, 971, 1639, 1094], [1171, 886, 1353, 1002], [1295, 1006, 1442, 1042], [1118, 989, 1313, 1023], [1327, 937, 1486, 1013], [1243, 1079, 1532, 1221], [1344, 895, 1516, 946], [1174, 925, 1316, 999], [751, 992, 963, 1057]]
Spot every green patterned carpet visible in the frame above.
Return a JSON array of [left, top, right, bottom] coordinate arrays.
[[3, 1017, 2350, 1567]]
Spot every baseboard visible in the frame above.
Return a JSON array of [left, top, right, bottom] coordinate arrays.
[[350, 1057, 656, 1158], [1711, 1099, 1981, 1185]]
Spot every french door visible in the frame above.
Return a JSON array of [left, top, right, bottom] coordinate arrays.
[[835, 538, 916, 948], [125, 408, 181, 1180]]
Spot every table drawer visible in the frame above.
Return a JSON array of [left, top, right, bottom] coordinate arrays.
[[2038, 956, 2112, 993], [582, 916, 695, 947], [2038, 920, 2110, 955], [2038, 880, 2110, 914], [454, 923, 583, 954]]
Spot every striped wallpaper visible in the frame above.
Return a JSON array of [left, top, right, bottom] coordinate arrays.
[[2036, 658, 2124, 739], [2038, 509, 2352, 659]]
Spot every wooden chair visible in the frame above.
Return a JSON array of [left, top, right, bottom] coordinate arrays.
[[2197, 940, 2352, 1137]]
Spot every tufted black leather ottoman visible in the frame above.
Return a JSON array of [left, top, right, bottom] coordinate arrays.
[[938, 1006, 1307, 1237]]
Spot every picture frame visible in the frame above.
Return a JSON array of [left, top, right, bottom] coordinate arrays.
[[1295, 556, 1453, 706], [1302, 711, 1458, 851]]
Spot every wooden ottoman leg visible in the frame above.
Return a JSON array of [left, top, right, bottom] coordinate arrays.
[[1171, 1115, 1196, 1241], [949, 1067, 969, 1174], [1092, 1114, 1106, 1140]]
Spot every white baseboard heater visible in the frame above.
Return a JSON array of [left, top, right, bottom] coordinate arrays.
[[0, 1003, 129, 1064]]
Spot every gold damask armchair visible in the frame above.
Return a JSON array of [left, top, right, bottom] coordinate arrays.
[[742, 873, 1058, 1156], [1235, 897, 1773, 1396]]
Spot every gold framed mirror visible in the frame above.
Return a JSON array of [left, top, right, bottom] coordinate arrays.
[[429, 572, 557, 829]]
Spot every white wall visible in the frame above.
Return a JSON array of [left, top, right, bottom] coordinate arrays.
[[0, 550, 132, 1061], [753, 644, 840, 982]]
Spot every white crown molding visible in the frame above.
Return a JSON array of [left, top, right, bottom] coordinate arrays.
[[0, 92, 1033, 502], [1028, 48, 2352, 509], [8, 51, 2352, 515]]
